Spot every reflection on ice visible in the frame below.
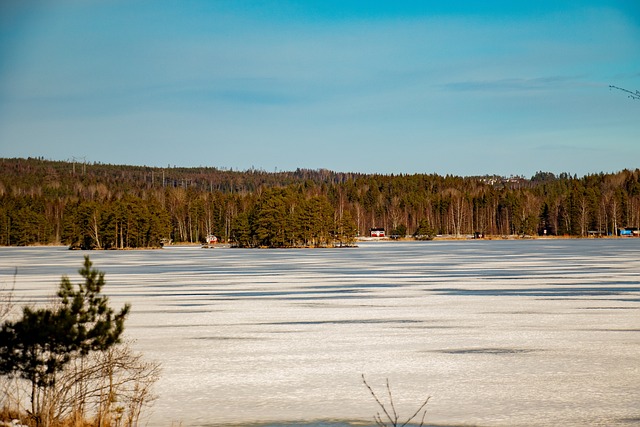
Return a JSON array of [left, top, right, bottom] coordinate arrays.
[[1, 239, 639, 426]]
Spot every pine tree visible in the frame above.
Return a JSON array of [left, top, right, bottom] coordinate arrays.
[[0, 256, 130, 426]]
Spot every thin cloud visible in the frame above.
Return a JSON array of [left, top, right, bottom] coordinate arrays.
[[443, 76, 584, 92], [534, 143, 605, 152]]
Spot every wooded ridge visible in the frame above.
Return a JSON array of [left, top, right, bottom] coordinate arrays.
[[1, 158, 639, 248]]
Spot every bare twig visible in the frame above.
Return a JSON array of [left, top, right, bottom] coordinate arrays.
[[387, 379, 399, 425], [609, 85, 640, 100], [362, 374, 395, 426], [400, 395, 431, 427]]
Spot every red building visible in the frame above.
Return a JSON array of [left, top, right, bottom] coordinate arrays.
[[370, 228, 385, 237]]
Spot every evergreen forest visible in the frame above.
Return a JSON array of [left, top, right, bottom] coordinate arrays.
[[1, 158, 640, 248]]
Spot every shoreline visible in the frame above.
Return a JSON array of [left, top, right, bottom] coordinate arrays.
[[357, 234, 633, 242], [0, 234, 636, 250]]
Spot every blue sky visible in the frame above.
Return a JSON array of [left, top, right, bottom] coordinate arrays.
[[1, 1, 639, 177]]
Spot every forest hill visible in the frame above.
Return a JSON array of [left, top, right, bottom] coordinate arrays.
[[1, 158, 639, 248]]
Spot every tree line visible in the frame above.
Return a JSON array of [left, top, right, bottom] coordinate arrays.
[[1, 158, 639, 248]]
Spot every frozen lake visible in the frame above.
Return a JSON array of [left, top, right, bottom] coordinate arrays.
[[1, 239, 640, 426]]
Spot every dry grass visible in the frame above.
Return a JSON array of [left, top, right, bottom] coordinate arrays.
[[0, 342, 159, 427]]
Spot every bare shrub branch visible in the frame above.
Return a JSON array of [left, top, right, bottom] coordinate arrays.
[[362, 374, 430, 427], [2, 342, 160, 427], [52, 341, 160, 427]]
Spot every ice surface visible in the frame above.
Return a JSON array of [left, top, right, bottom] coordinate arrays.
[[1, 239, 639, 426]]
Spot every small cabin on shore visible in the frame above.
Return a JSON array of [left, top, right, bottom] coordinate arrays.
[[370, 228, 385, 237]]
